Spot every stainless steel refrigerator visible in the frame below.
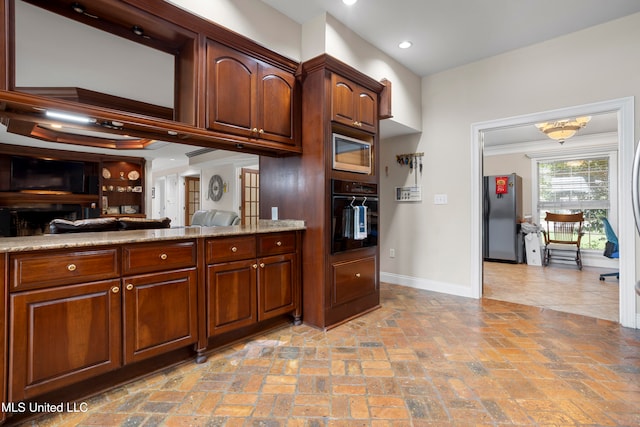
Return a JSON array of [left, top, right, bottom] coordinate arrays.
[[483, 173, 523, 262]]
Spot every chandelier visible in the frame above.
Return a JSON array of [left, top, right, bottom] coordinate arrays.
[[535, 116, 591, 144]]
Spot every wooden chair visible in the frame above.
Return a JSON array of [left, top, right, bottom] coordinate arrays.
[[541, 212, 584, 270]]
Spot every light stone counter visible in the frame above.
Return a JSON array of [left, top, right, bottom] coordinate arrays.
[[0, 219, 305, 253]]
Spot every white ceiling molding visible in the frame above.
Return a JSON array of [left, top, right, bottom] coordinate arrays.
[[484, 131, 618, 157]]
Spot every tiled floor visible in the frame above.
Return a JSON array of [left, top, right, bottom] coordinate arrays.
[[483, 261, 619, 322], [14, 283, 640, 427]]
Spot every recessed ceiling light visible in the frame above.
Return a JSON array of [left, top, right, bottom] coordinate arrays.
[[343, 0, 357, 5], [398, 41, 413, 49]]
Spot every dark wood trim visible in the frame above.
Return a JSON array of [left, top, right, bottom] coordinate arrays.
[[0, 89, 303, 156], [0, 141, 143, 163], [0, 253, 6, 424], [0, 192, 98, 206], [301, 54, 385, 94], [5, 0, 302, 156], [379, 78, 393, 120], [15, 87, 173, 120], [0, 0, 11, 91]]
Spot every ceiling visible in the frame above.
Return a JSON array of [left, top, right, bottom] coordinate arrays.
[[260, 0, 640, 78], [258, 0, 632, 146]]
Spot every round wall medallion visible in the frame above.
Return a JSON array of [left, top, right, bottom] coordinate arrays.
[[208, 174, 224, 201]]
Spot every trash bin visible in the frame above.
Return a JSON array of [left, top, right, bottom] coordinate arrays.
[[521, 223, 542, 266]]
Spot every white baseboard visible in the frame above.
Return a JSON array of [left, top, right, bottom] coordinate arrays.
[[380, 272, 475, 298]]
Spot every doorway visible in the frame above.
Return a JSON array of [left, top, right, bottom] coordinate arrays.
[[471, 97, 637, 328], [184, 176, 200, 226], [240, 168, 259, 226]]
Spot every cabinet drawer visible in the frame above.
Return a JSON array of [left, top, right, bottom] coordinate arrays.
[[123, 240, 196, 275], [207, 235, 256, 264], [257, 232, 296, 256], [331, 256, 377, 307], [10, 248, 119, 291]]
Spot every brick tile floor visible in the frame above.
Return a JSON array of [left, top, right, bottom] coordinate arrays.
[[13, 283, 640, 426]]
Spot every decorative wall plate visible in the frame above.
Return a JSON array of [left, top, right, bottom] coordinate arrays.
[[128, 170, 140, 180], [208, 174, 224, 201], [102, 168, 111, 179]]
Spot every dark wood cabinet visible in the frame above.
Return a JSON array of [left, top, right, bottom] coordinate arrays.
[[7, 239, 200, 401], [10, 248, 120, 291], [260, 55, 383, 329], [1, 0, 302, 156], [100, 160, 144, 217], [206, 41, 298, 147], [122, 241, 198, 363], [207, 259, 258, 335], [331, 255, 377, 307], [123, 268, 198, 364], [205, 232, 300, 336], [331, 73, 378, 133], [9, 279, 122, 401], [258, 253, 296, 321]]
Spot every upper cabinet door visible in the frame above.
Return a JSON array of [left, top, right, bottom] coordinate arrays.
[[331, 75, 357, 126], [206, 40, 299, 148], [206, 41, 258, 137], [331, 74, 377, 134], [258, 64, 296, 145], [355, 88, 377, 133]]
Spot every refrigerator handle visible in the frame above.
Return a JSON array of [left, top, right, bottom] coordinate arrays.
[[633, 141, 640, 234], [483, 180, 490, 217]]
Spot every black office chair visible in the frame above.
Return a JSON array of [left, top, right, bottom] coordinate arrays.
[[599, 217, 619, 281]]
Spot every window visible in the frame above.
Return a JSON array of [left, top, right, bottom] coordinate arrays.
[[535, 154, 616, 251]]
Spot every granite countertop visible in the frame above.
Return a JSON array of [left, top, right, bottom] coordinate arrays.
[[0, 220, 305, 253]]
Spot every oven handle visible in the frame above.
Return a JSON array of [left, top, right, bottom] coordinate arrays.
[[332, 195, 378, 202]]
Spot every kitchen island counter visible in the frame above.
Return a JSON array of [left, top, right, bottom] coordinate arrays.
[[1, 219, 304, 419], [0, 219, 305, 253]]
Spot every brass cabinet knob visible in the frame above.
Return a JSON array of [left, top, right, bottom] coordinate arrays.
[[355, 273, 361, 278], [126, 284, 134, 291], [67, 264, 77, 272], [160, 253, 168, 260], [260, 263, 265, 268], [276, 241, 282, 246], [252, 264, 258, 269], [231, 246, 238, 252], [112, 286, 120, 294]]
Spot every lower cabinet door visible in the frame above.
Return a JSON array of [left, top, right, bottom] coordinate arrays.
[[9, 279, 122, 401], [258, 253, 296, 321], [123, 268, 198, 364], [207, 260, 257, 336]]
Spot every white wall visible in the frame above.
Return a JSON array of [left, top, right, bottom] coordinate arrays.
[[166, 0, 301, 62], [380, 13, 640, 297], [15, 1, 174, 107], [200, 164, 236, 213], [322, 14, 422, 134]]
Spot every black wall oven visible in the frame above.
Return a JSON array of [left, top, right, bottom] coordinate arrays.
[[331, 179, 378, 253]]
